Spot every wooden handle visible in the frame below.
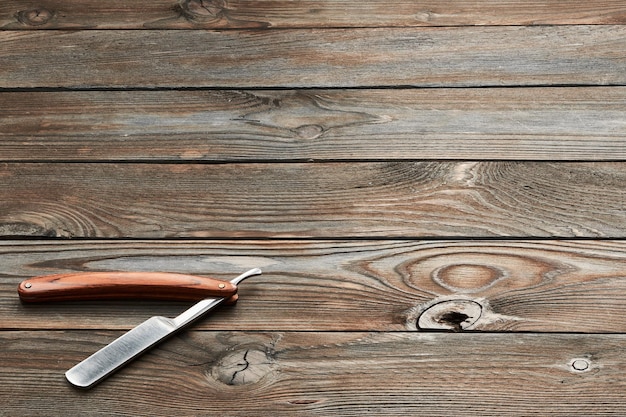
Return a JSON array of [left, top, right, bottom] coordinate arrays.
[[17, 272, 238, 303]]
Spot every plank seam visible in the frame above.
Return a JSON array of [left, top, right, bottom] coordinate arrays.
[[2, 23, 625, 32], [4, 236, 626, 242], [2, 84, 626, 93]]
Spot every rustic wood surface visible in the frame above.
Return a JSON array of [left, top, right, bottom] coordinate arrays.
[[2, 331, 624, 416], [2, 0, 626, 29], [3, 88, 626, 161], [2, 240, 626, 332], [2, 26, 626, 88], [1, 1, 625, 415], [1, 162, 626, 238]]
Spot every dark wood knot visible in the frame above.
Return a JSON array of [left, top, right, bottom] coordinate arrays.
[[16, 8, 54, 26], [417, 299, 483, 331], [178, 0, 225, 22]]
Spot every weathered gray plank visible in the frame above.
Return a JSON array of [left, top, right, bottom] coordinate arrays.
[[3, 88, 626, 161], [3, 240, 626, 332], [2, 0, 626, 29], [1, 26, 626, 88], [1, 162, 625, 239], [1, 331, 624, 416]]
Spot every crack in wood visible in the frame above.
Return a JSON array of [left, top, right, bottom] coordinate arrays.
[[211, 347, 276, 386], [229, 349, 251, 385]]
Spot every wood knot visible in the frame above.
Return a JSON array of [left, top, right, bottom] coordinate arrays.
[[211, 348, 275, 386], [16, 8, 54, 26], [405, 296, 521, 331], [178, 0, 225, 22], [416, 299, 483, 331], [570, 358, 592, 372], [414, 10, 436, 23], [294, 124, 325, 140]]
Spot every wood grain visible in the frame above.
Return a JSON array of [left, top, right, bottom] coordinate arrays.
[[2, 0, 626, 29], [3, 88, 626, 161], [1, 1, 624, 415], [1, 331, 624, 416], [1, 162, 625, 239], [3, 240, 626, 332], [2, 26, 626, 88]]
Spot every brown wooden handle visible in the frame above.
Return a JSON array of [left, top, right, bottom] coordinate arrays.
[[17, 272, 238, 303]]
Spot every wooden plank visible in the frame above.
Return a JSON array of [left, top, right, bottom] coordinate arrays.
[[3, 239, 626, 332], [3, 87, 626, 161], [1, 331, 624, 415], [2, 26, 626, 88], [1, 162, 626, 239], [2, 0, 626, 29]]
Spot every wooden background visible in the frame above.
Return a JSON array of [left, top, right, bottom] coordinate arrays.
[[1, 1, 626, 415]]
